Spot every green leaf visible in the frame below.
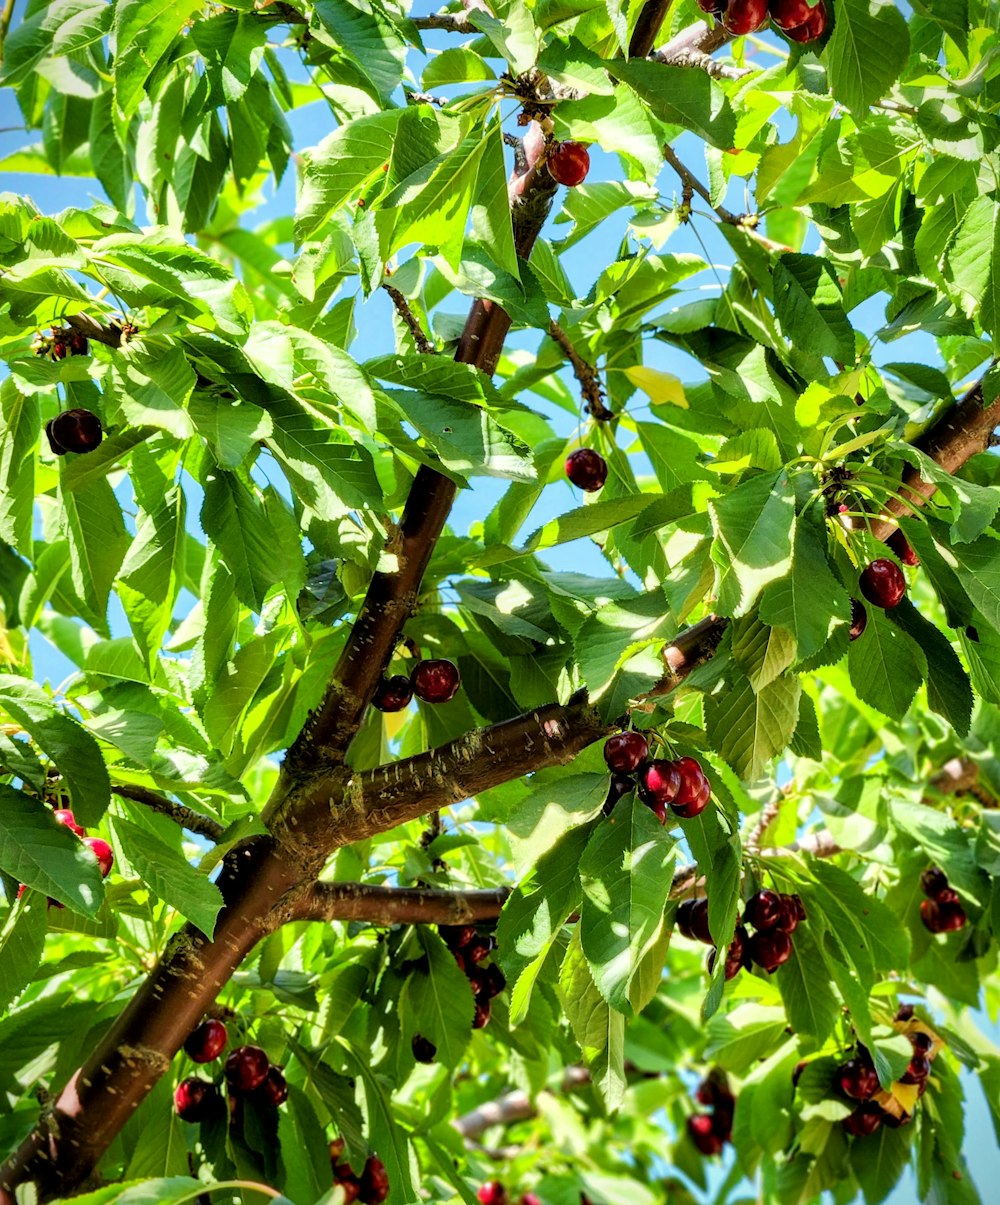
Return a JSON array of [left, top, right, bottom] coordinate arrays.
[[0, 785, 104, 916], [558, 928, 626, 1111], [945, 193, 1000, 342], [338, 1042, 415, 1204], [0, 896, 47, 1014], [199, 470, 277, 611], [938, 532, 1000, 636], [466, 2, 539, 75], [0, 380, 38, 554], [280, 1087, 334, 1205], [704, 670, 801, 782], [685, 805, 742, 950], [422, 48, 497, 89], [823, 0, 910, 121], [606, 59, 737, 149], [399, 929, 475, 1069], [188, 394, 272, 470], [887, 599, 972, 736], [58, 475, 130, 625], [118, 487, 187, 671], [773, 254, 855, 363], [110, 815, 223, 937], [710, 470, 796, 617], [578, 798, 675, 1013], [847, 604, 925, 721], [0, 674, 110, 825], [850, 1121, 914, 1204], [775, 922, 840, 1047], [109, 345, 196, 440]]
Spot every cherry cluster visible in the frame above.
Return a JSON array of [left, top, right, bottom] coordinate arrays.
[[477, 1183, 541, 1205], [602, 731, 712, 823], [699, 0, 828, 41], [835, 1029, 937, 1136], [174, 1027, 288, 1122], [678, 889, 805, 979], [45, 408, 104, 456], [687, 1073, 736, 1156], [330, 1141, 390, 1204], [565, 447, 607, 493], [438, 923, 507, 1030], [372, 658, 461, 711], [17, 807, 113, 904], [919, 865, 967, 934], [32, 327, 89, 360]]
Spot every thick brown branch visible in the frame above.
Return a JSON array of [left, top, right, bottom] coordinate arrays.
[[60, 313, 125, 349], [628, 0, 674, 59], [650, 19, 745, 78], [548, 320, 613, 420], [112, 785, 226, 843], [287, 882, 509, 925]]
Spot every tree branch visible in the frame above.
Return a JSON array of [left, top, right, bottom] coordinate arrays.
[[411, 13, 474, 33], [662, 144, 740, 224], [628, 0, 674, 59], [383, 284, 437, 355], [112, 785, 226, 843], [286, 882, 509, 925], [548, 320, 613, 420]]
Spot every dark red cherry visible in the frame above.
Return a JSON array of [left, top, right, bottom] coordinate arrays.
[[723, 0, 770, 35], [696, 0, 727, 11], [439, 924, 477, 949], [744, 889, 785, 932], [849, 599, 868, 640], [565, 448, 607, 491], [920, 867, 949, 899], [909, 1031, 933, 1053], [672, 756, 708, 806], [184, 1018, 228, 1064], [256, 1064, 288, 1107], [775, 893, 806, 933], [464, 935, 493, 965], [473, 999, 491, 1029], [638, 759, 681, 808], [333, 1164, 362, 1203], [372, 675, 413, 712], [410, 658, 461, 704], [412, 1034, 437, 1063], [360, 1155, 390, 1204], [886, 527, 920, 566], [603, 731, 649, 774], [603, 773, 634, 814], [899, 1054, 931, 1085], [687, 1112, 724, 1155], [224, 1044, 269, 1093], [835, 1058, 880, 1101], [920, 897, 967, 933], [547, 141, 590, 187], [678, 898, 713, 945], [484, 962, 506, 998], [82, 837, 113, 878], [860, 558, 906, 608], [174, 1076, 218, 1122], [748, 928, 793, 972], [769, 0, 816, 30], [783, 0, 827, 41], [843, 1101, 884, 1137], [671, 774, 711, 819], [45, 408, 103, 455]]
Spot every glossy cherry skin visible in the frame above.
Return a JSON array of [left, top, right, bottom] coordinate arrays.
[[439, 923, 477, 950], [603, 773, 634, 814], [745, 889, 785, 932], [696, 0, 727, 11], [783, 0, 827, 42], [257, 1064, 288, 1107], [174, 1076, 218, 1122], [886, 527, 920, 566], [843, 1101, 883, 1137], [921, 897, 967, 933], [835, 1057, 880, 1101], [920, 866, 949, 899], [687, 1112, 724, 1155], [603, 731, 649, 774], [910, 1031, 933, 1052], [677, 897, 713, 944], [410, 658, 461, 704], [769, 0, 816, 30], [184, 1018, 228, 1064], [412, 1034, 437, 1063], [547, 141, 590, 186], [45, 408, 103, 455], [520, 1195, 543, 1205], [361, 1155, 390, 1204], [708, 925, 747, 980], [723, 0, 770, 35], [673, 756, 708, 806], [332, 1165, 361, 1204], [464, 935, 493, 965], [83, 837, 113, 878], [372, 675, 413, 712], [670, 775, 711, 819], [849, 599, 868, 641], [638, 759, 681, 807], [224, 1044, 270, 1093], [52, 808, 85, 837], [900, 1054, 931, 1085], [478, 1184, 508, 1205], [565, 448, 607, 491], [748, 928, 793, 972], [775, 893, 806, 933], [860, 559, 906, 608]]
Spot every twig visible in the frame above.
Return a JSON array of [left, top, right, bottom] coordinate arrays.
[[629, 0, 675, 59], [0, 0, 17, 64], [286, 882, 508, 925], [411, 13, 474, 32], [650, 19, 748, 79], [548, 320, 613, 420], [383, 284, 437, 355], [112, 785, 226, 843], [405, 90, 450, 107], [454, 1067, 591, 1139], [662, 144, 740, 224]]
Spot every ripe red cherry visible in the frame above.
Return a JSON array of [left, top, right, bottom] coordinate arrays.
[[478, 1184, 508, 1205], [723, 0, 770, 35], [69, 332, 89, 356], [769, 0, 815, 29], [673, 756, 708, 806], [748, 928, 793, 971], [184, 1018, 228, 1064], [886, 527, 920, 566], [708, 925, 747, 980], [783, 0, 828, 41], [603, 731, 649, 774], [410, 658, 461, 704], [745, 889, 785, 932], [360, 1155, 390, 1204], [174, 1076, 218, 1122], [920, 867, 949, 899], [860, 558, 906, 608], [464, 935, 493, 965], [565, 448, 607, 492], [547, 141, 590, 187], [670, 774, 711, 818], [412, 1034, 437, 1063], [83, 837, 113, 878], [909, 1030, 933, 1052], [697, 0, 727, 11], [638, 759, 681, 808], [936, 887, 960, 906], [333, 1164, 361, 1204], [439, 923, 476, 950], [677, 898, 713, 944], [372, 675, 413, 712], [775, 893, 806, 933], [835, 1058, 880, 1101], [473, 999, 491, 1029], [224, 1044, 269, 1093], [484, 962, 506, 998], [687, 1112, 724, 1155], [52, 808, 85, 837], [257, 1064, 288, 1107], [899, 1054, 931, 1085], [602, 773, 634, 814], [921, 897, 967, 933], [849, 599, 868, 641], [45, 408, 103, 455], [843, 1101, 883, 1137]]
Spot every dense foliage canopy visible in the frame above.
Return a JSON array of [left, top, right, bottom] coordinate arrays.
[[1, 1, 999, 1203]]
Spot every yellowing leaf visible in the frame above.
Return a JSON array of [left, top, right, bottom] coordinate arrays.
[[624, 366, 688, 408]]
